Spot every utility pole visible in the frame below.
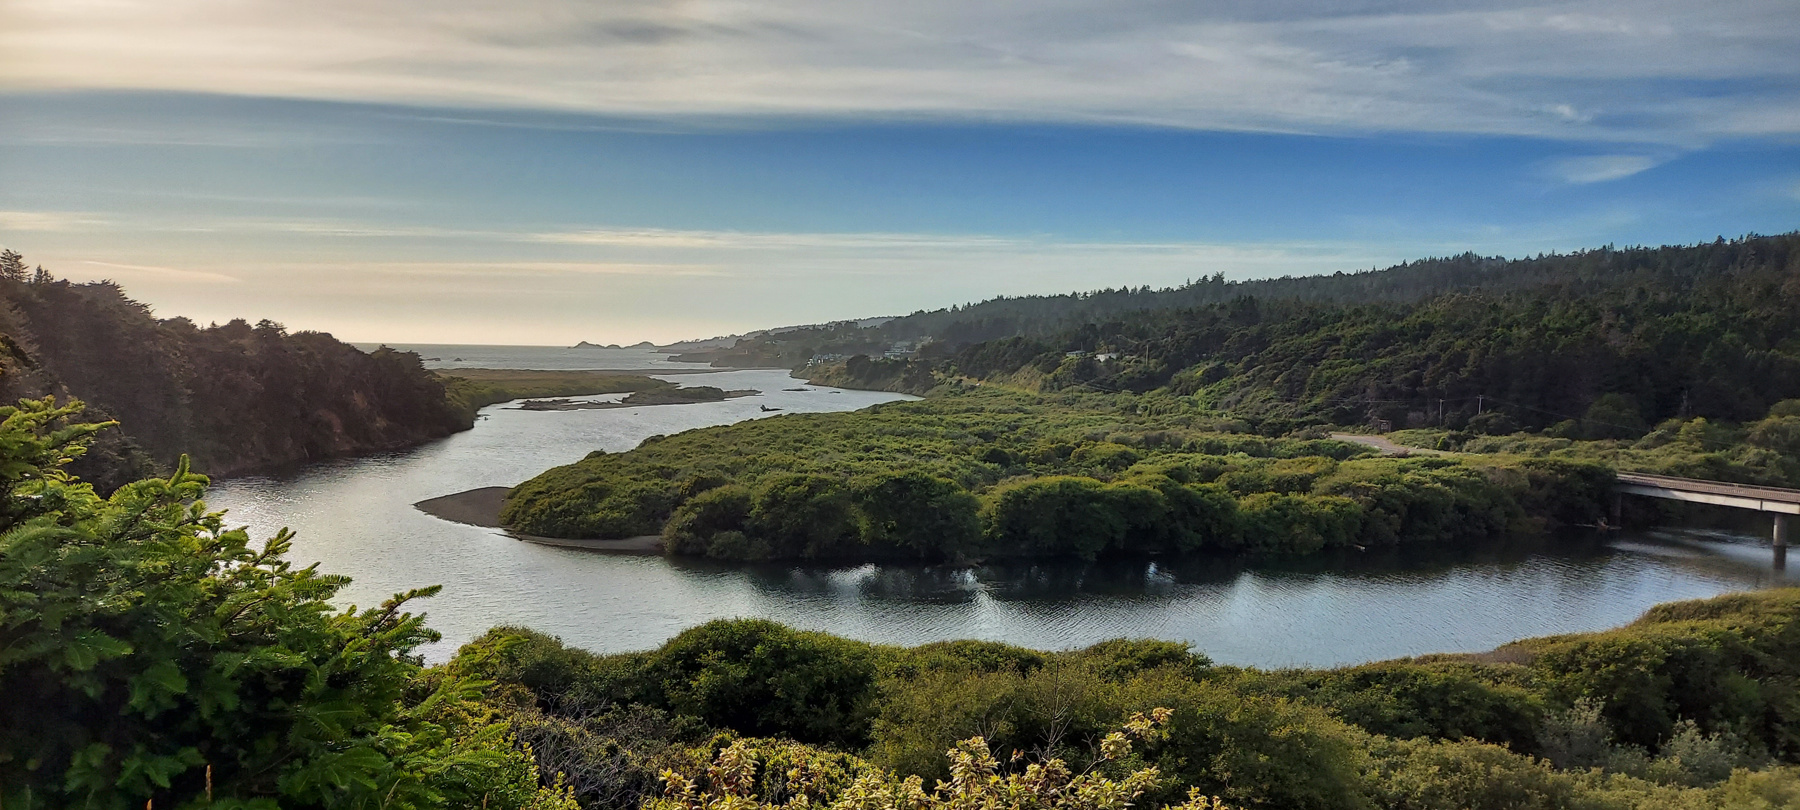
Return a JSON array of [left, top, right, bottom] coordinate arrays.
[[1477, 395, 1484, 415]]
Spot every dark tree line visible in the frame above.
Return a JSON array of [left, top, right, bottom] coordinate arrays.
[[944, 233, 1800, 432], [879, 234, 1800, 345], [0, 260, 468, 486]]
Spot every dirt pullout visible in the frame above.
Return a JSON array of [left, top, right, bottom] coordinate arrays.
[[414, 486, 663, 555]]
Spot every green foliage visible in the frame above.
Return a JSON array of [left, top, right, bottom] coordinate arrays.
[[1079, 639, 1213, 682], [649, 712, 1234, 810], [0, 271, 470, 483], [984, 476, 1127, 559], [1240, 659, 1544, 754], [505, 389, 1609, 563], [0, 398, 574, 809], [1392, 402, 1800, 489], [748, 474, 862, 558], [852, 471, 982, 558], [809, 355, 938, 395], [930, 234, 1800, 436], [1365, 737, 1587, 810], [663, 485, 757, 558], [1518, 589, 1800, 756], [1236, 492, 1363, 554], [462, 589, 1800, 810], [640, 620, 882, 748]]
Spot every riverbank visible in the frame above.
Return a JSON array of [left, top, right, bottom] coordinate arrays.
[[415, 486, 663, 554], [515, 386, 758, 410]]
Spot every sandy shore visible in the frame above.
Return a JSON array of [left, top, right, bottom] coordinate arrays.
[[414, 486, 663, 554]]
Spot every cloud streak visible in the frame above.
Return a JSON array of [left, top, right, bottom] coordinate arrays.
[[0, 210, 107, 231], [4, 0, 1797, 143], [1546, 154, 1663, 184], [79, 260, 242, 284]]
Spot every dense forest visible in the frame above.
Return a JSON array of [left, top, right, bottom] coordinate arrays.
[[685, 235, 1800, 437], [501, 389, 1618, 561], [0, 252, 482, 486], [892, 232, 1800, 342], [940, 234, 1800, 433], [10, 399, 1800, 810]]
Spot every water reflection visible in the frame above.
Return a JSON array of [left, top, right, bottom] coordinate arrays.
[[205, 366, 1799, 668]]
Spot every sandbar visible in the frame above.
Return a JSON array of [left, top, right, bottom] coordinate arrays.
[[414, 486, 663, 554]]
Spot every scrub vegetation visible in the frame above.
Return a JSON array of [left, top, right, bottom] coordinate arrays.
[[464, 588, 1800, 810], [439, 369, 676, 420], [502, 389, 1612, 561], [1384, 398, 1800, 487]]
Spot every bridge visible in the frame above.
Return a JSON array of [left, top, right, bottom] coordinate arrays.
[[1329, 434, 1796, 562], [1613, 472, 1796, 562]]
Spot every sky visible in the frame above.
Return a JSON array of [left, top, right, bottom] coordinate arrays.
[[2, 0, 1798, 345]]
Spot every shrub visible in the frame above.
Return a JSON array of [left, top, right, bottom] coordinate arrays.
[[852, 471, 982, 558], [639, 619, 881, 747], [0, 398, 575, 809], [749, 474, 861, 558], [983, 476, 1126, 559], [662, 485, 753, 556]]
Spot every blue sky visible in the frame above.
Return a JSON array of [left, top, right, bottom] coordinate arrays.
[[2, 0, 1798, 344]]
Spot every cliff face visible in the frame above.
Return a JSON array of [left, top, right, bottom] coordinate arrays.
[[0, 277, 468, 487]]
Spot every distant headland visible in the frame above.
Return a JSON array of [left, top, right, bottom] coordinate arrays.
[[573, 340, 656, 350]]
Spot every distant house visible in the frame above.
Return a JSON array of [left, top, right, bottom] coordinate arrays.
[[1065, 350, 1090, 358], [1094, 352, 1120, 362]]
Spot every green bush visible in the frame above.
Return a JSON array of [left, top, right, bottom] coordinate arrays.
[[662, 485, 754, 557], [1237, 492, 1363, 554], [852, 471, 982, 559], [0, 398, 574, 809], [639, 619, 881, 747], [748, 474, 861, 558]]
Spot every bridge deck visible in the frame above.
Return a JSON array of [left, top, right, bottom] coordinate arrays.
[[1615, 472, 1800, 515]]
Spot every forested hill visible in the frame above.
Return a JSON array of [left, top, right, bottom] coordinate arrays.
[[879, 233, 1800, 346], [0, 257, 466, 488], [931, 233, 1800, 434]]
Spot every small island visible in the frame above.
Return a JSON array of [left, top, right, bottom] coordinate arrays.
[[513, 386, 758, 410], [573, 340, 658, 349], [435, 368, 675, 419]]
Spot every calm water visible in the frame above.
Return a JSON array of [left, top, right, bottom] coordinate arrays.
[[208, 359, 1800, 667]]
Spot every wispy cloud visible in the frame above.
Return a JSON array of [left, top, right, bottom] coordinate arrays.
[[80, 260, 242, 284], [0, 210, 108, 231], [354, 261, 724, 278], [3, 0, 1797, 143], [1546, 154, 1663, 184]]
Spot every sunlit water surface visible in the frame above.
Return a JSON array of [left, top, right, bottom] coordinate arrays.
[[208, 359, 1799, 666]]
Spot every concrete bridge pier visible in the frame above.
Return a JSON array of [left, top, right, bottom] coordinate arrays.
[[1613, 471, 1800, 569], [1777, 515, 1790, 570]]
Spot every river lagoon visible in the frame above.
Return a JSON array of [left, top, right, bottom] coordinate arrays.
[[208, 362, 1800, 666]]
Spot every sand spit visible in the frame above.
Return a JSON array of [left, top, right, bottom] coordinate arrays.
[[414, 486, 662, 554]]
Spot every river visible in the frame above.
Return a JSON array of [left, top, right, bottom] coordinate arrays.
[[209, 349, 1800, 666]]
